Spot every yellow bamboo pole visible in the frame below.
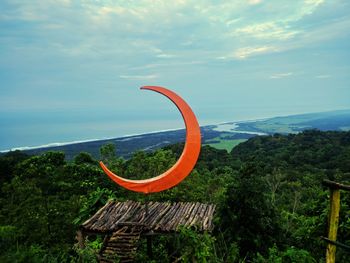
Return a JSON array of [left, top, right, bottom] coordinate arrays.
[[326, 189, 340, 263]]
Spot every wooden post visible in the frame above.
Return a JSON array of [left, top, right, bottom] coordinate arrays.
[[147, 235, 153, 259], [145, 194, 153, 259], [326, 189, 340, 263], [76, 230, 85, 249]]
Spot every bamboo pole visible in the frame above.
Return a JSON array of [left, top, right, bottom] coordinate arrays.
[[326, 189, 340, 263]]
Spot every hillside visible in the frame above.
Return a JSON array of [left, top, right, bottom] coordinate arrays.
[[1, 130, 350, 262]]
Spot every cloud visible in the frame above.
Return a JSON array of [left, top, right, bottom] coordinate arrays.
[[0, 0, 342, 64], [235, 22, 299, 40], [0, 1, 348, 93], [315, 74, 331, 79], [236, 46, 278, 59], [130, 60, 204, 70], [217, 46, 279, 60], [270, 72, 294, 79], [305, 0, 324, 4], [1, 0, 349, 150], [119, 74, 158, 80], [304, 0, 324, 10], [153, 48, 177, 59], [156, 53, 177, 59], [225, 18, 242, 27], [247, 0, 263, 5]]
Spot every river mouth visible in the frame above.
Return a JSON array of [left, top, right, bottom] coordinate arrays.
[[213, 123, 267, 135]]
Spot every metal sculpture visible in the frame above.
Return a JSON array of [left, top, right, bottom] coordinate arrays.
[[100, 86, 201, 193]]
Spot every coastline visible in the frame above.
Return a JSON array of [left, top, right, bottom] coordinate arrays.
[[0, 127, 185, 153], [2, 109, 349, 153]]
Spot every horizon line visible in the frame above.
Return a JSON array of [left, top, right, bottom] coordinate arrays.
[[1, 108, 349, 153]]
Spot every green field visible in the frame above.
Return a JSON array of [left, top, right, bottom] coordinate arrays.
[[204, 137, 247, 152], [245, 115, 314, 134], [253, 122, 308, 134]]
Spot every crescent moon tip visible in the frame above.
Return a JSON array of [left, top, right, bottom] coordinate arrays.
[[140, 86, 153, 91]]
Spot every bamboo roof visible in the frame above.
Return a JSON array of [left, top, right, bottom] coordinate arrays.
[[81, 200, 216, 234]]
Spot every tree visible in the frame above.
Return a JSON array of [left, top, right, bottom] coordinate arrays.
[[221, 162, 282, 259], [99, 143, 116, 162], [74, 152, 96, 165]]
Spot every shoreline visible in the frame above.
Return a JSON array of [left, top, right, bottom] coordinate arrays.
[[2, 109, 349, 153], [0, 127, 185, 153]]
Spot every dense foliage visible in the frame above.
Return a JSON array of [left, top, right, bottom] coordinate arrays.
[[1, 130, 350, 262]]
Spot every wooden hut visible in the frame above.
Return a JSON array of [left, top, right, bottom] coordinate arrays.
[[79, 200, 216, 262]]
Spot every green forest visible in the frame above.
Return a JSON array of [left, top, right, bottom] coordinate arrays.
[[1, 130, 350, 262]]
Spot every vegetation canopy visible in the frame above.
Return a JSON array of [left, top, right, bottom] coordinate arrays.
[[1, 130, 350, 262]]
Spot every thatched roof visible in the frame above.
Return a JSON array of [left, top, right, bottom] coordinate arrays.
[[81, 200, 216, 234]]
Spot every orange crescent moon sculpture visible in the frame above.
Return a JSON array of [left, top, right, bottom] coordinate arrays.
[[99, 86, 201, 193]]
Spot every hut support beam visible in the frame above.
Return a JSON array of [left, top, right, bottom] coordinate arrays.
[[77, 230, 86, 249], [147, 236, 153, 259]]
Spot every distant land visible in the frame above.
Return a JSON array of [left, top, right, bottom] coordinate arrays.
[[2, 109, 350, 160]]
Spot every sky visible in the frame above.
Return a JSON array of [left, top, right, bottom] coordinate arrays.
[[0, 0, 349, 151]]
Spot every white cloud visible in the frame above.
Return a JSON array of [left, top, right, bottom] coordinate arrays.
[[247, 0, 262, 5], [153, 48, 177, 59], [288, 0, 324, 21], [217, 46, 278, 60], [119, 74, 158, 80], [1, 0, 347, 81], [130, 61, 204, 70], [156, 53, 177, 59], [315, 74, 331, 78], [235, 46, 278, 59], [235, 22, 299, 40], [304, 0, 324, 8], [225, 18, 242, 27], [270, 72, 294, 79]]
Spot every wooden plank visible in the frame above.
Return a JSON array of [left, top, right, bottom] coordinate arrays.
[[198, 203, 209, 231], [107, 202, 126, 224], [145, 203, 171, 228], [187, 202, 202, 228], [92, 202, 120, 230], [321, 237, 350, 251], [203, 205, 215, 231], [155, 202, 181, 231], [110, 202, 138, 230], [323, 180, 350, 191], [178, 202, 196, 226], [208, 205, 216, 230], [82, 200, 113, 227], [167, 202, 187, 231], [83, 201, 216, 233], [144, 202, 161, 225], [97, 202, 123, 231], [151, 203, 172, 230]]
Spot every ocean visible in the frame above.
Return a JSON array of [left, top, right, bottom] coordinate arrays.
[[0, 105, 335, 152]]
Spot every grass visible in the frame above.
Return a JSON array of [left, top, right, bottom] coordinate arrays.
[[253, 123, 301, 134], [251, 115, 321, 134], [204, 137, 247, 152]]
